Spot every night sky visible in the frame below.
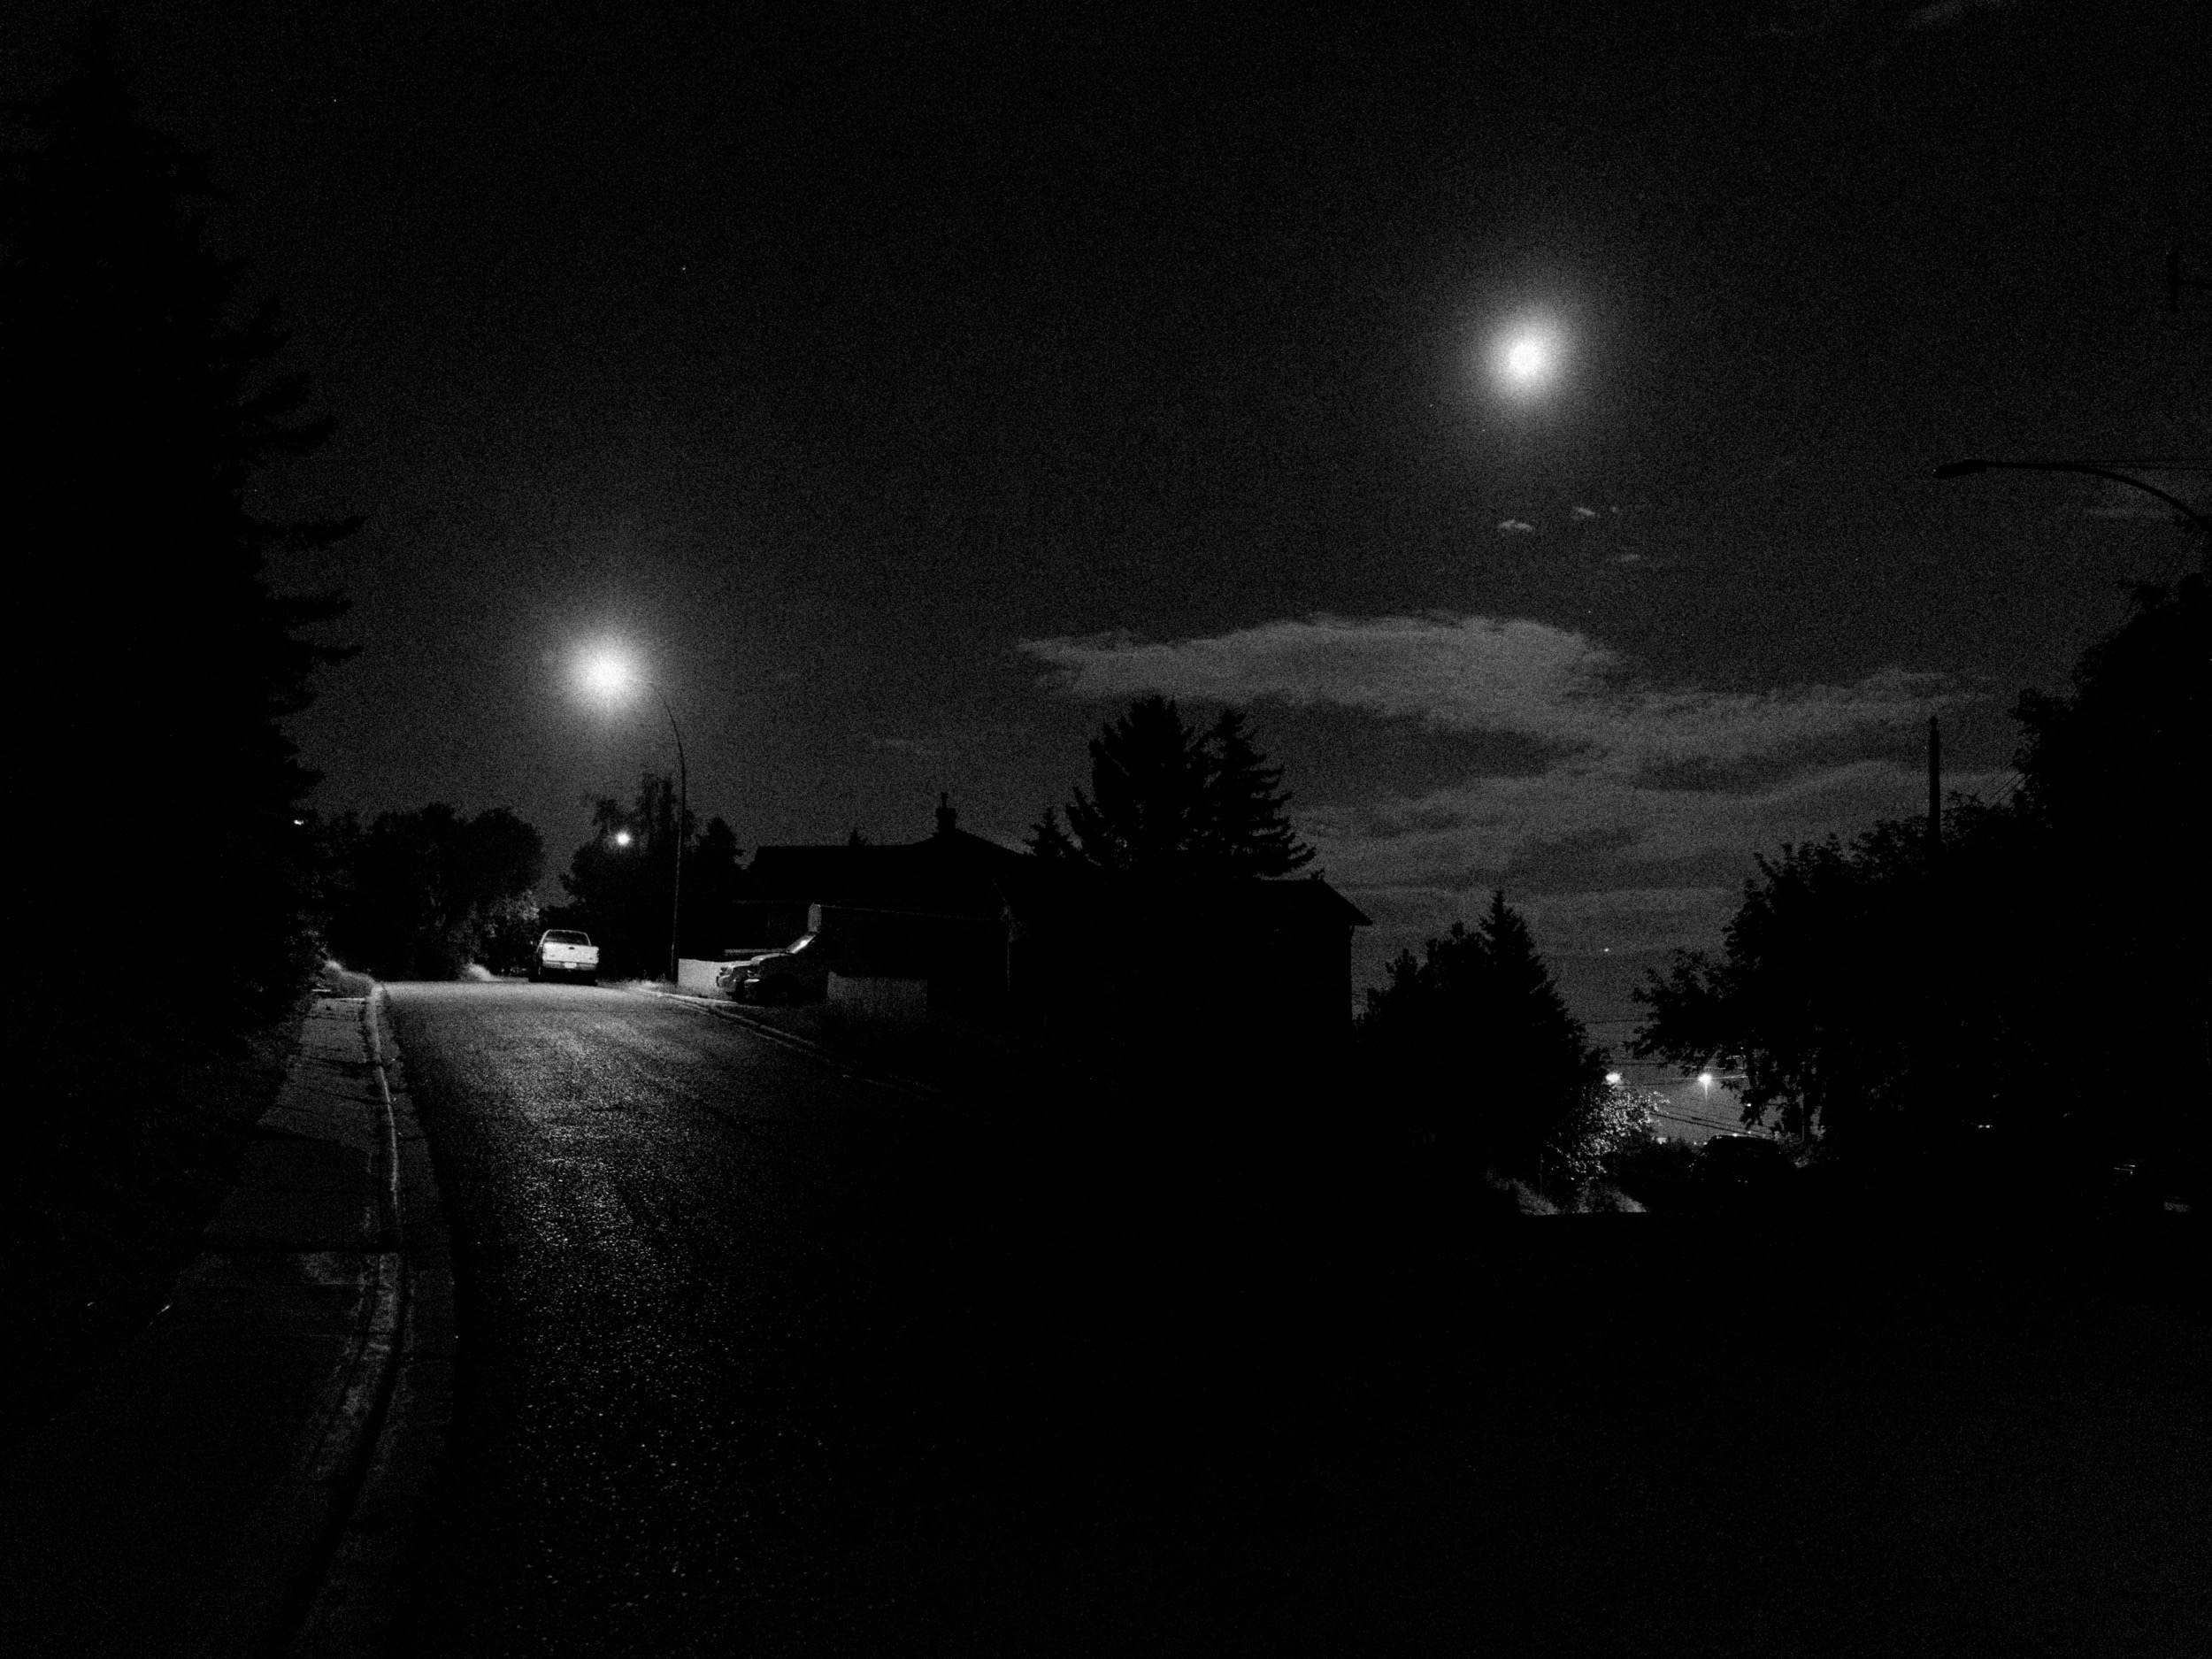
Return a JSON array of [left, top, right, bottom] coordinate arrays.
[[10, 2, 2207, 1041]]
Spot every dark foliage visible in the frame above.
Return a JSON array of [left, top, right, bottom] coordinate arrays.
[[557, 772, 744, 978], [0, 40, 351, 1020], [1358, 891, 1613, 1187], [1029, 696, 1315, 877], [1632, 821, 1934, 1148], [319, 805, 544, 979], [1636, 577, 2209, 1190]]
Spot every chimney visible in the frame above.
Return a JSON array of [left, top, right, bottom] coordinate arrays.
[[934, 792, 957, 838]]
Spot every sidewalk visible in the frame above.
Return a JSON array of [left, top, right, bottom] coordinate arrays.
[[0, 992, 452, 1658]]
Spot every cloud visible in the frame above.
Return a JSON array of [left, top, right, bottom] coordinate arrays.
[[1020, 611, 1990, 982], [867, 721, 1028, 764], [1307, 757, 2011, 883], [1905, 0, 2016, 29], [1021, 612, 1956, 775]]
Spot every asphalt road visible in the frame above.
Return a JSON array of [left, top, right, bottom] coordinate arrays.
[[384, 981, 2212, 1657]]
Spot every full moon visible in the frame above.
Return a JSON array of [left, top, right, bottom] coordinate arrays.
[[1503, 335, 1549, 383], [580, 649, 633, 695]]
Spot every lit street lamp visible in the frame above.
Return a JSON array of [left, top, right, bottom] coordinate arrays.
[[580, 649, 689, 982], [1932, 458, 2211, 572]]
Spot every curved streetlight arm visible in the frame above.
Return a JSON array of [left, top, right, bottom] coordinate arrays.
[[1933, 458, 2212, 548]]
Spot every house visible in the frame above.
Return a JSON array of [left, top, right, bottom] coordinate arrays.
[[729, 797, 1370, 1056]]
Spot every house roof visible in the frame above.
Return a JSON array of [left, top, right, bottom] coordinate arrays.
[[742, 830, 1029, 917], [742, 831, 1369, 930]]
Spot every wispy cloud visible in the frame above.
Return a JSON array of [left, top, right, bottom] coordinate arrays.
[[1020, 611, 1988, 977], [1307, 757, 2011, 883], [1022, 612, 1956, 775], [866, 722, 1028, 764]]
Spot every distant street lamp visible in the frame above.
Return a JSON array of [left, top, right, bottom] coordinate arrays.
[[1932, 458, 2211, 571], [579, 649, 689, 982]]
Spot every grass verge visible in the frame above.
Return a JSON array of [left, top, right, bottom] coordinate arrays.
[[0, 986, 306, 1463]]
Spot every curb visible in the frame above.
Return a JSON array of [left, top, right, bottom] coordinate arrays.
[[282, 987, 457, 1656], [0, 991, 445, 1658]]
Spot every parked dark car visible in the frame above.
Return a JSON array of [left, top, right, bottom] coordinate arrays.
[[718, 930, 837, 1003]]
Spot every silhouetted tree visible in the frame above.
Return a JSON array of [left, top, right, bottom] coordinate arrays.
[[1, 38, 351, 1018], [322, 805, 543, 979], [1200, 709, 1317, 876], [1359, 891, 1612, 1187], [2005, 576, 2209, 1177], [1633, 577, 2208, 1187], [682, 816, 747, 959], [559, 772, 742, 976], [1030, 695, 1314, 877], [1632, 825, 1929, 1148]]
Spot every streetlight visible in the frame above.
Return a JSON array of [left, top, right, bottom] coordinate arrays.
[[579, 649, 688, 982], [1932, 458, 2211, 571]]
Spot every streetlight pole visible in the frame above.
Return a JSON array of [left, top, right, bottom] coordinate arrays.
[[1932, 458, 2212, 572], [579, 650, 691, 983], [650, 686, 687, 985]]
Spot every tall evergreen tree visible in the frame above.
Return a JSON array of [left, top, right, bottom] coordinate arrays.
[[1360, 891, 1612, 1184], [1198, 708, 1315, 876], [1029, 695, 1315, 878], [1, 39, 352, 1016]]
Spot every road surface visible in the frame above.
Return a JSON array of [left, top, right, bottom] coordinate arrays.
[[383, 980, 2212, 1656]]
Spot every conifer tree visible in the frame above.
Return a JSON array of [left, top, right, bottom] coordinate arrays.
[[1361, 891, 1611, 1184], [1, 38, 353, 1016], [1028, 695, 1315, 878], [1198, 708, 1315, 876]]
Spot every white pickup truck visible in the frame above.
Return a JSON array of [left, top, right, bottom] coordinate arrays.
[[529, 928, 600, 985]]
